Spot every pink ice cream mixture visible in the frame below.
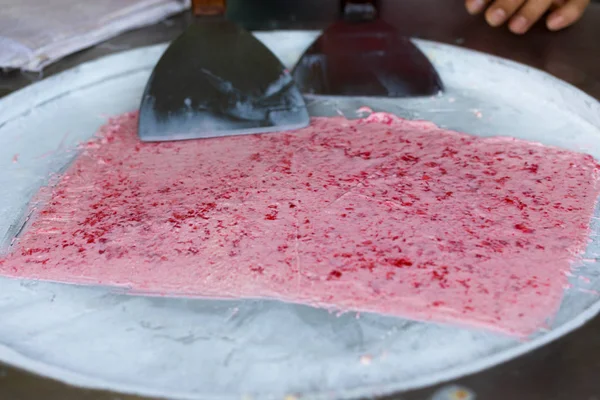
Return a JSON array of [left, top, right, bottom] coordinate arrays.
[[1, 112, 599, 336]]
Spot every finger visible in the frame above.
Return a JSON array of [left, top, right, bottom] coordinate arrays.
[[546, 0, 590, 30], [465, 0, 492, 15], [485, 0, 527, 27], [509, 0, 554, 34]]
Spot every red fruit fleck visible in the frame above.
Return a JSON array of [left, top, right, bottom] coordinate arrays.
[[441, 147, 458, 158], [401, 154, 419, 163], [514, 223, 535, 234], [525, 163, 539, 173], [432, 270, 445, 280], [250, 266, 265, 274], [328, 270, 342, 279], [265, 211, 278, 220], [388, 258, 413, 268], [457, 279, 471, 289], [361, 262, 376, 272]]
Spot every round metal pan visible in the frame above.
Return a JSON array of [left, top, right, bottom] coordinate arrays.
[[0, 32, 599, 399]]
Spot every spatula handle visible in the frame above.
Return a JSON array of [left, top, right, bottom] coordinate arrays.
[[192, 0, 226, 16], [341, 0, 378, 11], [341, 0, 378, 20]]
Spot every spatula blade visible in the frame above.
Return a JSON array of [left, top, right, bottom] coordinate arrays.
[[139, 19, 309, 142], [292, 19, 443, 97]]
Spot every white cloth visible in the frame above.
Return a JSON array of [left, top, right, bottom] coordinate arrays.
[[0, 0, 189, 71]]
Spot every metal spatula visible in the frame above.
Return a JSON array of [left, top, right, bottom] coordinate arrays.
[[292, 0, 443, 97], [138, 0, 309, 142]]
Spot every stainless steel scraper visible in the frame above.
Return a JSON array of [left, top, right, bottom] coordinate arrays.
[[292, 0, 443, 97], [138, 0, 310, 142]]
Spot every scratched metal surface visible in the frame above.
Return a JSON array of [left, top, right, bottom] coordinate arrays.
[[0, 32, 599, 400]]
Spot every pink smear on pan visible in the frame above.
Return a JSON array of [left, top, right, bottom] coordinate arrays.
[[1, 112, 599, 337]]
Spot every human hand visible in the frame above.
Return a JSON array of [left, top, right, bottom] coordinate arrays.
[[465, 0, 591, 34]]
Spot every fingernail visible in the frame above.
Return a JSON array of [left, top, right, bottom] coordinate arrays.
[[467, 0, 486, 14], [487, 8, 507, 26], [547, 15, 565, 30], [510, 16, 529, 34]]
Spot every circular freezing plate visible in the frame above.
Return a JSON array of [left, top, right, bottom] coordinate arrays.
[[0, 32, 599, 400]]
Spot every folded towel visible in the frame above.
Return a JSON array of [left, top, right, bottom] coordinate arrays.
[[0, 0, 189, 71]]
